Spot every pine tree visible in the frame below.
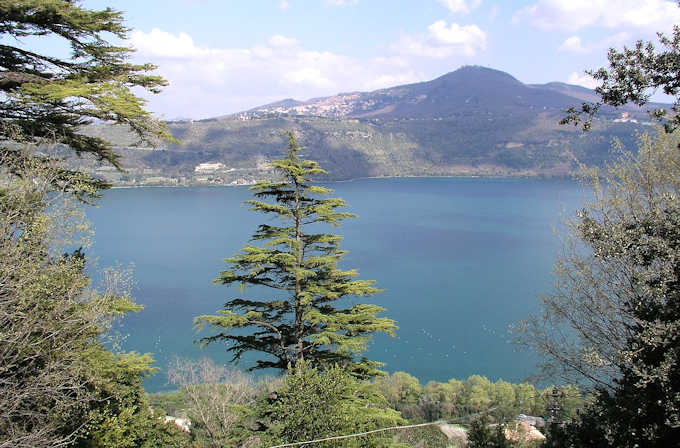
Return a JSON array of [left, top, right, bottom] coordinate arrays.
[[254, 362, 404, 448], [1, 3, 180, 446], [196, 132, 396, 377], [1, 0, 173, 198]]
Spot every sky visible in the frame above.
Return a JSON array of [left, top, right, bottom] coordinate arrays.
[[77, 0, 680, 119]]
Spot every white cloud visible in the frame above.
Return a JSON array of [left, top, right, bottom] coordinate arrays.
[[268, 35, 299, 47], [284, 67, 333, 88], [429, 20, 485, 46], [567, 72, 599, 89], [513, 0, 680, 32], [558, 32, 632, 54], [394, 20, 487, 58], [559, 36, 587, 53], [279, 0, 290, 9], [438, 0, 482, 14], [127, 29, 424, 118], [130, 28, 208, 58]]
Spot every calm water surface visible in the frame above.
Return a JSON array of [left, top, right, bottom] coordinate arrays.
[[86, 177, 588, 392]]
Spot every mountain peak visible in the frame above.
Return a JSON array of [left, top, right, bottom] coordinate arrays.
[[447, 65, 518, 77], [247, 66, 597, 119], [434, 65, 523, 86]]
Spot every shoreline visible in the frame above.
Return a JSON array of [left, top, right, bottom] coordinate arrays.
[[109, 173, 579, 190]]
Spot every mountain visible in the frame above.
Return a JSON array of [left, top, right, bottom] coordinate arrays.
[[248, 66, 652, 119], [248, 98, 305, 112], [249, 66, 581, 119], [530, 81, 601, 103], [79, 66, 659, 187]]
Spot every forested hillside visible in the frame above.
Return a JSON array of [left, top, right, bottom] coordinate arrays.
[[74, 67, 658, 187]]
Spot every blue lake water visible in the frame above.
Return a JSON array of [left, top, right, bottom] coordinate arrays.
[[86, 177, 588, 392]]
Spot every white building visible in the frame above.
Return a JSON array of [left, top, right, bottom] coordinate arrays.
[[194, 162, 226, 173]]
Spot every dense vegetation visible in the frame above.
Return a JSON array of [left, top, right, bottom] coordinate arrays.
[[0, 154, 186, 448], [4, 1, 680, 448], [522, 128, 680, 448], [1, 1, 182, 447], [521, 20, 680, 448], [150, 360, 583, 448]]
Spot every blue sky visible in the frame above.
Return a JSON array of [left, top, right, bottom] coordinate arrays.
[[79, 0, 680, 118]]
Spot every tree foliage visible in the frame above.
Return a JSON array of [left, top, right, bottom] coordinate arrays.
[[166, 358, 261, 448], [371, 372, 582, 426], [196, 132, 396, 376], [543, 6, 680, 444], [521, 130, 680, 383], [0, 0, 171, 170], [0, 151, 95, 447], [77, 349, 189, 448], [522, 130, 680, 447], [0, 151, 187, 448], [562, 13, 680, 132], [1, 2, 182, 447], [467, 415, 512, 448], [253, 363, 404, 448]]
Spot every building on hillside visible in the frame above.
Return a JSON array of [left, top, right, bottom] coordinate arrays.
[[194, 162, 226, 173]]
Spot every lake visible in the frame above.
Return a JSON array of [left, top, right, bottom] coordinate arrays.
[[86, 177, 588, 392]]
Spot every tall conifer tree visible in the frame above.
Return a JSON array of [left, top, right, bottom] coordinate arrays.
[[1, 2, 183, 446], [1, 0, 171, 168], [196, 132, 395, 377]]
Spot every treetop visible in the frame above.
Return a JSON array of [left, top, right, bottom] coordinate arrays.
[[1, 0, 173, 169]]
